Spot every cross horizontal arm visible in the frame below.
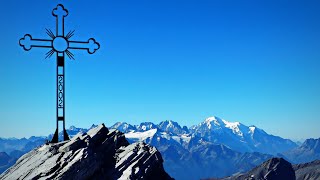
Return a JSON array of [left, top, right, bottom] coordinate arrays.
[[68, 38, 100, 54], [19, 34, 53, 51]]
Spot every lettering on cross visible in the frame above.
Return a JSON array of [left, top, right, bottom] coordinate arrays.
[[19, 4, 100, 143]]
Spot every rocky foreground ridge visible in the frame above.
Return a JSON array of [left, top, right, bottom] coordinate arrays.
[[0, 124, 173, 180]]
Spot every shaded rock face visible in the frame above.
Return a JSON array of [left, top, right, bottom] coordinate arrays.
[[293, 160, 320, 180], [0, 124, 173, 180], [220, 158, 296, 180]]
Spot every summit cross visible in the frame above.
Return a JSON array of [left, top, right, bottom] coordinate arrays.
[[19, 4, 100, 143]]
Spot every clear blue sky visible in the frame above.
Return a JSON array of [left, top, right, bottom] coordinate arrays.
[[0, 0, 319, 140]]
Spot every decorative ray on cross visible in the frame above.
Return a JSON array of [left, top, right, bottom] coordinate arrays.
[[19, 4, 100, 143]]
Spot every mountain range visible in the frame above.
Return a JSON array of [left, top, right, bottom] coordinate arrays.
[[1, 116, 319, 179], [111, 116, 297, 155]]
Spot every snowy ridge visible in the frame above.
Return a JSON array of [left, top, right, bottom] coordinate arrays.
[[107, 116, 297, 155]]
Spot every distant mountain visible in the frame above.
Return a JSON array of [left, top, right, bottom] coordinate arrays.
[[0, 124, 173, 180], [283, 138, 320, 164], [208, 158, 296, 180], [110, 122, 136, 133], [0, 152, 15, 174], [111, 117, 297, 155], [0, 138, 30, 153], [294, 160, 320, 180], [0, 136, 46, 159], [111, 119, 278, 179], [158, 120, 189, 134], [136, 122, 158, 132], [190, 116, 297, 155]]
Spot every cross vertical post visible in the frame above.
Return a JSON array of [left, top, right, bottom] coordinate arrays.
[[19, 4, 100, 143], [52, 54, 67, 143]]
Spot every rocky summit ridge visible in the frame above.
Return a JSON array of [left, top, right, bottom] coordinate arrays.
[[207, 158, 296, 180], [0, 124, 173, 180]]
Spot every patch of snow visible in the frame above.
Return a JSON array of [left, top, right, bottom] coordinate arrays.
[[249, 126, 256, 134], [160, 132, 171, 140], [171, 134, 191, 144], [171, 136, 180, 143], [167, 120, 173, 128], [142, 125, 146, 131], [222, 120, 243, 137], [125, 129, 157, 142], [181, 134, 191, 144]]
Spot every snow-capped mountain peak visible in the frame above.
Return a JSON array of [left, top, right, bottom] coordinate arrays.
[[158, 120, 180, 128], [199, 116, 244, 135], [189, 116, 297, 154], [204, 116, 224, 128], [110, 122, 136, 133], [158, 120, 186, 134]]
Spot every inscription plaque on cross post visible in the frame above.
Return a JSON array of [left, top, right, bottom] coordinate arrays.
[[19, 4, 100, 143]]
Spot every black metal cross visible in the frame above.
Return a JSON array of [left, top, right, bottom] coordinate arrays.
[[19, 4, 100, 143]]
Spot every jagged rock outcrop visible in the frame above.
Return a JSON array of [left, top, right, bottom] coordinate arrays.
[[218, 158, 296, 180], [0, 124, 173, 180]]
